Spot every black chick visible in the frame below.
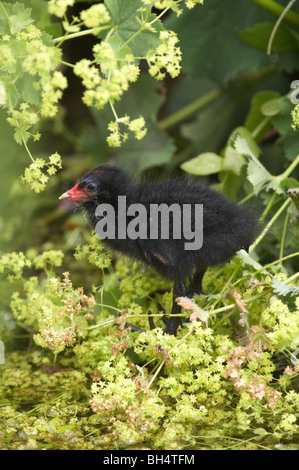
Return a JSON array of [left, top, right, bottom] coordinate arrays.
[[59, 165, 258, 335]]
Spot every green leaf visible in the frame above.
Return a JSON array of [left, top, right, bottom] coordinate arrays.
[[165, 0, 271, 85], [239, 22, 299, 52], [271, 97, 299, 162], [271, 278, 299, 298], [233, 133, 272, 195], [230, 126, 261, 159], [17, 74, 41, 105], [236, 249, 265, 271], [181, 152, 223, 175], [0, 2, 33, 35], [260, 98, 282, 117], [245, 90, 281, 141], [181, 94, 236, 154], [222, 147, 246, 175], [105, 0, 163, 57]]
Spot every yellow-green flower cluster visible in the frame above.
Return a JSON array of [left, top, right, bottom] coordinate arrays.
[[107, 116, 147, 147], [11, 271, 95, 355], [147, 30, 182, 80], [74, 44, 140, 112], [145, 0, 204, 15], [262, 297, 299, 350], [185, 0, 204, 8], [74, 235, 112, 270], [291, 103, 299, 130], [40, 71, 68, 118], [23, 38, 61, 79], [80, 4, 111, 29], [0, 252, 32, 281], [48, 0, 75, 18], [21, 152, 62, 193]]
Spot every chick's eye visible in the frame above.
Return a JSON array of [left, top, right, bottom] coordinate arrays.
[[86, 183, 97, 192]]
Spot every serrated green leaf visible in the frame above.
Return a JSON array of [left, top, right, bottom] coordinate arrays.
[[3, 82, 19, 108], [18, 73, 41, 105], [271, 278, 299, 298], [230, 126, 261, 159], [236, 249, 265, 271], [223, 147, 246, 175], [181, 152, 223, 175], [0, 2, 33, 35], [165, 0, 273, 85], [105, 0, 163, 57], [233, 134, 272, 195]]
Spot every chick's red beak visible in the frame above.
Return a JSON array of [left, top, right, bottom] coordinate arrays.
[[59, 182, 88, 202]]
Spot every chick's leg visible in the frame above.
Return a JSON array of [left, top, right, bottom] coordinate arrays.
[[163, 279, 186, 335]]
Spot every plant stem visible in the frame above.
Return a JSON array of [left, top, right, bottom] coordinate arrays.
[[285, 271, 299, 284], [279, 211, 290, 259], [109, 99, 119, 121], [22, 137, 35, 163], [147, 327, 195, 389], [53, 25, 111, 44], [249, 197, 292, 251], [148, 7, 170, 25], [158, 88, 223, 130], [251, 117, 270, 139], [267, 0, 298, 55], [280, 152, 299, 179], [260, 191, 277, 222], [250, 0, 299, 26], [252, 250, 299, 276]]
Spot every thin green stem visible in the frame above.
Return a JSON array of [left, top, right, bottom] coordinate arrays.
[[94, 303, 122, 312], [148, 7, 170, 25], [260, 191, 277, 222], [147, 327, 195, 389], [249, 197, 292, 251], [251, 117, 270, 139], [61, 60, 74, 68], [280, 152, 299, 179], [279, 211, 290, 259], [285, 271, 299, 284], [22, 138, 35, 163], [109, 99, 119, 121], [250, 0, 299, 26], [79, 318, 115, 330], [267, 0, 298, 55], [212, 259, 243, 308], [158, 88, 223, 130], [53, 25, 111, 44], [253, 250, 299, 276]]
